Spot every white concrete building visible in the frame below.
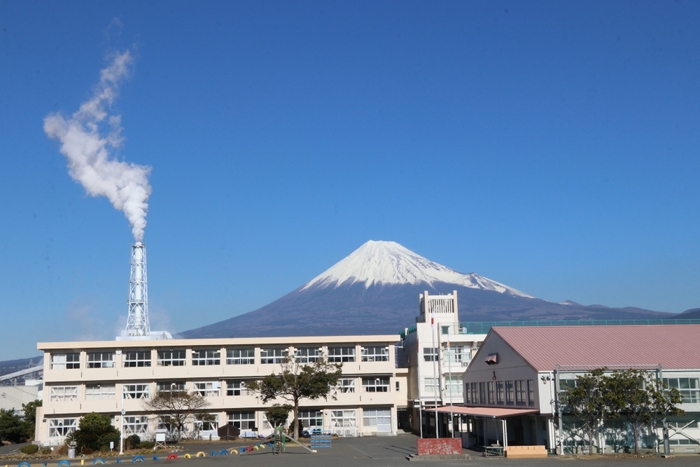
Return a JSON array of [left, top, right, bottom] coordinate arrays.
[[36, 335, 404, 446], [398, 291, 486, 436]]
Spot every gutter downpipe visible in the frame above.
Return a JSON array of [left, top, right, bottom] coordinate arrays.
[[556, 365, 563, 455]]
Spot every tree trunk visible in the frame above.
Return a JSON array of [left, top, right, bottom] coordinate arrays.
[[588, 426, 595, 455], [633, 421, 639, 455], [293, 397, 300, 439]]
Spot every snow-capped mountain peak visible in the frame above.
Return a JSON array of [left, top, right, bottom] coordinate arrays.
[[301, 240, 532, 298]]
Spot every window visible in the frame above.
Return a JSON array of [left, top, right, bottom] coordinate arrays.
[[85, 384, 116, 400], [191, 349, 220, 366], [505, 381, 514, 405], [226, 380, 245, 396], [124, 416, 149, 435], [446, 375, 463, 398], [228, 411, 255, 430], [361, 346, 389, 362], [515, 380, 526, 406], [87, 352, 115, 368], [123, 350, 151, 367], [559, 379, 577, 390], [527, 380, 535, 406], [51, 353, 80, 370], [445, 346, 468, 365], [226, 348, 255, 365], [487, 381, 495, 404], [668, 438, 700, 445], [496, 381, 505, 405], [423, 347, 438, 362], [299, 409, 323, 428], [295, 347, 321, 363], [441, 325, 450, 335], [424, 377, 439, 396], [335, 378, 356, 393], [194, 414, 219, 432], [330, 410, 357, 436], [156, 382, 185, 393], [667, 417, 699, 429], [48, 418, 78, 440], [363, 377, 390, 392], [193, 381, 221, 397], [362, 408, 391, 431], [157, 349, 186, 366], [123, 384, 150, 400], [479, 382, 486, 404], [328, 346, 355, 363], [470, 382, 478, 404], [260, 348, 288, 364], [50, 386, 78, 402], [664, 378, 700, 404]]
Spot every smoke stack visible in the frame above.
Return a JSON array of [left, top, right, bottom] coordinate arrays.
[[126, 242, 150, 336]]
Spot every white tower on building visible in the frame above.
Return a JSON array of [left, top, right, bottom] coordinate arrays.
[[126, 242, 150, 336], [118, 242, 171, 341]]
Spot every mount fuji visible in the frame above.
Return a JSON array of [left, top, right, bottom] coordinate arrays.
[[179, 240, 670, 338]]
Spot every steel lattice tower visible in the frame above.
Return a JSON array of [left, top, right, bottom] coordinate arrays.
[[125, 242, 150, 336]]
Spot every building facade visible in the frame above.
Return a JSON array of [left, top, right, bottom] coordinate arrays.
[[460, 324, 700, 454], [398, 291, 486, 436], [36, 335, 404, 446]]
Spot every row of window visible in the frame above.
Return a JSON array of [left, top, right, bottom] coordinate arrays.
[[423, 346, 472, 364], [423, 376, 463, 396], [49, 376, 395, 402], [561, 377, 700, 405], [47, 408, 393, 440], [50, 346, 391, 369], [465, 380, 536, 407]]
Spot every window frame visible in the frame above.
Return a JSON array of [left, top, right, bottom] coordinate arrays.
[[328, 346, 356, 363], [226, 348, 255, 365], [87, 352, 115, 369], [51, 353, 80, 370], [228, 411, 255, 430], [193, 381, 222, 397], [85, 384, 116, 400], [260, 348, 288, 364], [361, 346, 389, 362], [157, 349, 186, 367], [123, 383, 150, 400], [294, 347, 321, 363], [191, 349, 221, 366], [363, 376, 390, 393]]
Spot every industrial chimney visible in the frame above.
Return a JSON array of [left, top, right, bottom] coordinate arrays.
[[126, 242, 150, 336], [118, 242, 171, 341]]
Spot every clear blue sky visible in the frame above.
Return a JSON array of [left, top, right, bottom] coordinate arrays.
[[1, 1, 699, 361]]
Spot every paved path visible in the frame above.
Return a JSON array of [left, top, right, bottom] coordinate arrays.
[[5, 435, 700, 467]]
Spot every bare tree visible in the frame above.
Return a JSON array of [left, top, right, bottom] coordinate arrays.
[[143, 390, 209, 441]]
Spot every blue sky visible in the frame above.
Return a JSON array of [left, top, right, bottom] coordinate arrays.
[[1, 1, 699, 361]]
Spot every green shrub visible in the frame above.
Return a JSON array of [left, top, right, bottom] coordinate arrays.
[[97, 432, 120, 451], [136, 441, 154, 449], [40, 448, 52, 455], [20, 444, 39, 454], [126, 434, 141, 449]]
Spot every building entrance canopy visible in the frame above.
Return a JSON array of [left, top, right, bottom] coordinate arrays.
[[435, 406, 538, 418]]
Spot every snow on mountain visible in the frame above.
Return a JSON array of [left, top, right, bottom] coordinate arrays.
[[302, 240, 533, 298]]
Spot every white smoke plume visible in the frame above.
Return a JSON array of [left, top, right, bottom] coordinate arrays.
[[44, 51, 152, 242]]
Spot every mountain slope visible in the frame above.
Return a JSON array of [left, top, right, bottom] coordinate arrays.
[[179, 240, 671, 339]]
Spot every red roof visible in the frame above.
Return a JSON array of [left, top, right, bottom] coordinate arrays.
[[492, 324, 700, 371]]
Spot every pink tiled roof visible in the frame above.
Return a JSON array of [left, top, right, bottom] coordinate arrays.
[[492, 324, 700, 371]]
